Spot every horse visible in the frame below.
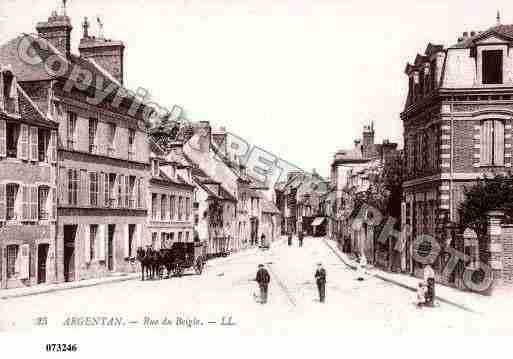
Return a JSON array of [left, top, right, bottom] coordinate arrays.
[[136, 247, 152, 281]]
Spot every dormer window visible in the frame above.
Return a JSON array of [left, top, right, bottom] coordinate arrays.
[[2, 71, 17, 114], [482, 50, 503, 84]]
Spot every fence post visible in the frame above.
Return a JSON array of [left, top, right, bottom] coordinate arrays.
[[486, 210, 504, 289]]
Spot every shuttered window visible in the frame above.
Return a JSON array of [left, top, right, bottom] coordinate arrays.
[[29, 126, 38, 161], [59, 167, 68, 205], [480, 120, 504, 166], [68, 169, 79, 205], [18, 124, 28, 160], [21, 185, 29, 220], [0, 183, 5, 220], [30, 186, 38, 221], [0, 119, 6, 158]]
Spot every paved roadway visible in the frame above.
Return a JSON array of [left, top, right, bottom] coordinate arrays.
[[0, 236, 503, 335]]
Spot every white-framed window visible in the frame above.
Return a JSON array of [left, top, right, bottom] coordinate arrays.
[[152, 193, 158, 220], [6, 183, 19, 220], [6, 244, 19, 279], [108, 123, 116, 155], [89, 172, 98, 206], [152, 159, 159, 177], [480, 119, 504, 166]]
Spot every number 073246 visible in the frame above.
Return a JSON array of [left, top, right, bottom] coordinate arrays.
[[45, 344, 78, 352]]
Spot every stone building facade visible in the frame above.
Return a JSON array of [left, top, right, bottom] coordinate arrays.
[[0, 10, 152, 283], [401, 22, 513, 282], [0, 66, 58, 289]]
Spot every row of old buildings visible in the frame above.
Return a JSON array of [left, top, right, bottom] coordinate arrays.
[[0, 7, 280, 290], [282, 15, 513, 293]]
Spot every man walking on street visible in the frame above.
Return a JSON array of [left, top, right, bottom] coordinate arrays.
[[287, 232, 292, 246], [255, 264, 271, 304], [315, 262, 326, 303], [299, 231, 304, 247]]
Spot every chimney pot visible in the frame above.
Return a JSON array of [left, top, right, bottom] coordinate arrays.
[[463, 31, 469, 37], [470, 31, 476, 36]]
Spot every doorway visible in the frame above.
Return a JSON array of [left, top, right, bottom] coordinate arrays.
[[250, 217, 259, 246], [37, 243, 49, 284], [63, 225, 77, 282], [107, 224, 115, 271]]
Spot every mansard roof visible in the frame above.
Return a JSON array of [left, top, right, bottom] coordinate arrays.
[[451, 25, 513, 49]]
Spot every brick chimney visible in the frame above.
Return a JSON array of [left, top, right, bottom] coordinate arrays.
[[78, 17, 125, 84], [196, 121, 212, 153], [362, 122, 375, 158], [36, 11, 73, 57]]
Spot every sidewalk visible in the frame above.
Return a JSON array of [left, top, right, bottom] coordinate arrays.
[[0, 272, 140, 300], [1, 243, 266, 300], [321, 237, 499, 314]]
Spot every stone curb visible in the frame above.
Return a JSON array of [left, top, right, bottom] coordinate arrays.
[[321, 238, 480, 314]]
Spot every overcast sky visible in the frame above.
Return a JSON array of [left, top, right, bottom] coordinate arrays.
[[1, 0, 512, 177]]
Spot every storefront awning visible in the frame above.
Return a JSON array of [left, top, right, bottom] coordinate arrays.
[[311, 217, 326, 226]]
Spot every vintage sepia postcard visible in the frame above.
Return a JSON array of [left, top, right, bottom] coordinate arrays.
[[1, 0, 513, 355]]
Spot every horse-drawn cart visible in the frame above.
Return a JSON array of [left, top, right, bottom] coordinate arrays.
[[137, 242, 205, 280], [166, 241, 205, 277]]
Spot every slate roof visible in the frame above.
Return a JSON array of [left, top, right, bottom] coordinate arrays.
[[0, 34, 148, 115], [1, 65, 57, 128]]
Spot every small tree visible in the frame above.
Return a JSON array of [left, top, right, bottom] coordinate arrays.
[[458, 172, 513, 237]]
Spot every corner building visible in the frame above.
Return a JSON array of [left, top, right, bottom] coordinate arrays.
[[401, 21, 513, 282]]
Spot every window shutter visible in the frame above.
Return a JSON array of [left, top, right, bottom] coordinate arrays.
[[84, 225, 91, 263], [80, 169, 88, 206], [98, 225, 106, 261], [0, 183, 5, 220], [18, 124, 29, 160], [481, 121, 493, 165], [123, 225, 129, 258], [59, 167, 68, 205], [0, 120, 6, 158], [21, 185, 29, 220], [51, 187, 57, 220], [49, 130, 57, 163], [118, 174, 124, 208], [29, 127, 38, 161], [30, 186, 38, 221], [19, 244, 30, 280], [494, 120, 504, 166]]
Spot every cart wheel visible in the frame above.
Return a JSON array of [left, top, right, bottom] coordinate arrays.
[[173, 263, 182, 277]]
